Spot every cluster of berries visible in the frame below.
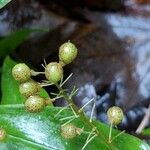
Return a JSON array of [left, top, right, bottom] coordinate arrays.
[[11, 41, 78, 113], [11, 40, 124, 145]]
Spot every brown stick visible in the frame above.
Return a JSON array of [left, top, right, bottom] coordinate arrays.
[[136, 103, 150, 134]]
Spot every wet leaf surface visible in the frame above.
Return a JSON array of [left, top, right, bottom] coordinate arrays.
[[0, 105, 149, 150], [0, 0, 150, 132]]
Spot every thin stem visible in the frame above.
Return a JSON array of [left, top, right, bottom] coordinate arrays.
[[85, 128, 95, 143], [79, 98, 94, 112], [111, 130, 125, 142], [61, 117, 77, 126], [44, 58, 47, 66], [50, 92, 60, 96], [60, 115, 78, 121], [83, 130, 95, 135], [90, 103, 96, 122], [70, 104, 78, 117], [55, 83, 99, 135], [109, 123, 113, 143], [40, 83, 54, 87], [54, 107, 68, 118], [54, 83, 116, 150], [31, 70, 45, 76], [69, 86, 79, 98], [60, 73, 73, 87], [59, 61, 66, 67], [82, 134, 97, 150]]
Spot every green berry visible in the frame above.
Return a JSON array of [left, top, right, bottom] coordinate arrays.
[[25, 95, 45, 112], [12, 63, 31, 82], [0, 128, 6, 141], [107, 106, 124, 125], [45, 62, 63, 83], [59, 41, 78, 65], [60, 123, 82, 139], [19, 81, 41, 98]]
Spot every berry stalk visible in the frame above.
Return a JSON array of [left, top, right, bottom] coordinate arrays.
[[55, 83, 99, 135], [55, 83, 117, 150]]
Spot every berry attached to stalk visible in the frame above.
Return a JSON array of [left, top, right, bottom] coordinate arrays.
[[107, 106, 124, 143], [45, 62, 63, 83], [12, 63, 31, 82], [60, 123, 83, 139], [59, 41, 78, 65], [107, 106, 124, 125], [19, 81, 41, 98], [25, 95, 45, 112], [0, 128, 7, 141]]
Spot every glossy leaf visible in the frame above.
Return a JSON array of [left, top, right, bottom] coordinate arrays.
[[143, 128, 150, 136], [1, 56, 25, 104], [1, 56, 50, 104], [0, 0, 11, 9], [0, 105, 149, 150]]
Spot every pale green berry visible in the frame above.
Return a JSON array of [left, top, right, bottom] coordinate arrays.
[[12, 63, 31, 82], [45, 62, 63, 83], [60, 123, 82, 139], [107, 106, 124, 125], [0, 128, 6, 141], [59, 41, 78, 65], [25, 95, 45, 112], [19, 81, 41, 98]]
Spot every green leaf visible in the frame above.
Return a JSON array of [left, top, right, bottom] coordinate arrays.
[[143, 128, 150, 136], [1, 56, 50, 104], [0, 28, 46, 58], [0, 0, 11, 9], [0, 105, 149, 150], [39, 88, 50, 99], [141, 128, 150, 146], [1, 56, 25, 104]]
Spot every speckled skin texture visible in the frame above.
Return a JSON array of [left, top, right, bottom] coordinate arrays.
[[61, 124, 77, 139], [0, 128, 6, 141], [59, 42, 78, 65], [45, 62, 63, 83], [12, 63, 31, 82], [19, 81, 40, 98], [25, 95, 45, 112], [107, 106, 124, 125]]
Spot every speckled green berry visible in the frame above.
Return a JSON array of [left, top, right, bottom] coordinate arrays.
[[19, 81, 41, 98], [59, 41, 78, 65], [25, 95, 45, 112], [12, 63, 31, 82], [60, 123, 82, 139], [45, 62, 63, 83], [107, 106, 124, 125], [0, 128, 6, 141]]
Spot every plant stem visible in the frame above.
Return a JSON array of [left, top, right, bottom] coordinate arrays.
[[55, 83, 117, 150], [55, 83, 99, 135], [109, 123, 113, 143]]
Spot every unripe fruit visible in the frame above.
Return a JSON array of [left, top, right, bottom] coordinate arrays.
[[60, 123, 82, 139], [45, 62, 63, 83], [19, 81, 41, 98], [25, 95, 45, 112], [59, 41, 78, 65], [0, 128, 6, 141], [12, 63, 31, 82], [107, 106, 124, 125]]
